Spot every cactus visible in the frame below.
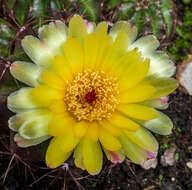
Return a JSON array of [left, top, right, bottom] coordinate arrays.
[[106, 0, 174, 38], [168, 6, 192, 61], [78, 0, 99, 22]]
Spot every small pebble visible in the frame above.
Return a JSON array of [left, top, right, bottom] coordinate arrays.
[[186, 161, 192, 169]]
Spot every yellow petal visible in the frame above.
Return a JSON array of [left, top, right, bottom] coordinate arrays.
[[93, 22, 112, 69], [84, 22, 112, 69], [114, 48, 141, 70], [125, 127, 158, 152], [104, 148, 125, 163], [112, 31, 129, 55], [21, 36, 54, 68], [140, 96, 169, 110], [99, 121, 121, 136], [41, 71, 65, 90], [38, 20, 68, 56], [19, 119, 50, 140], [94, 22, 108, 36], [138, 112, 173, 135], [118, 133, 147, 164], [109, 112, 140, 131], [86, 21, 96, 34], [120, 82, 156, 103], [57, 133, 80, 153], [129, 35, 159, 57], [84, 33, 99, 69], [48, 114, 74, 136], [46, 137, 72, 168], [118, 57, 150, 91], [63, 37, 84, 73], [9, 109, 50, 132], [14, 133, 50, 148], [104, 48, 136, 72], [99, 128, 121, 151], [146, 77, 178, 99], [8, 115, 23, 132], [74, 121, 87, 137], [85, 122, 99, 141], [102, 32, 129, 70], [10, 61, 43, 87], [151, 53, 176, 78], [82, 138, 103, 175], [18, 109, 52, 139], [32, 85, 64, 106], [118, 104, 159, 120], [95, 35, 112, 69], [73, 140, 84, 169], [49, 100, 66, 114], [109, 21, 137, 45], [8, 87, 45, 113], [52, 55, 72, 81], [69, 15, 87, 43]]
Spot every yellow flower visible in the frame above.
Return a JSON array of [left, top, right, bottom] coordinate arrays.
[[8, 15, 178, 175]]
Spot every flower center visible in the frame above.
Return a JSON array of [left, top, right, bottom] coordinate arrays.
[[64, 70, 119, 121], [85, 90, 97, 104]]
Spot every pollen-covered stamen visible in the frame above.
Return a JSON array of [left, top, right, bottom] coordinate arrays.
[[85, 90, 97, 103], [64, 70, 119, 121]]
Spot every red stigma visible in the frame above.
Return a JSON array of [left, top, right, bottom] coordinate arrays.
[[85, 90, 97, 103]]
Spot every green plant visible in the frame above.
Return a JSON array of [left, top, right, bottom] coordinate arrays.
[[159, 173, 163, 181], [104, 0, 174, 38], [168, 6, 192, 61]]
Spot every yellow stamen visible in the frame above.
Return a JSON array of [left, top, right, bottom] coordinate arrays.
[[64, 70, 119, 121]]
